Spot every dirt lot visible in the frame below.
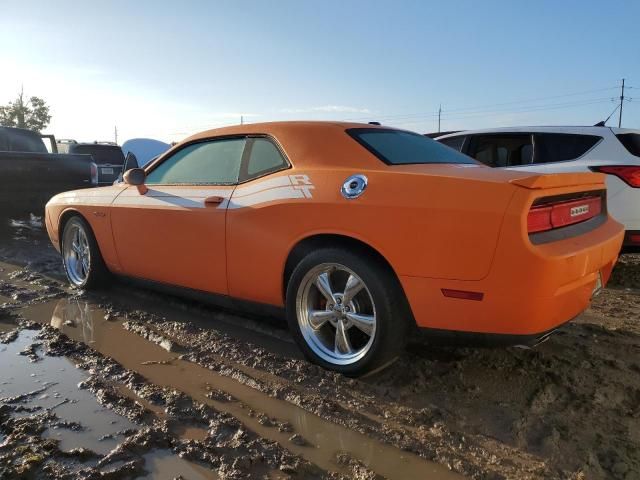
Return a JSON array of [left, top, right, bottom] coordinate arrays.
[[1, 216, 639, 480]]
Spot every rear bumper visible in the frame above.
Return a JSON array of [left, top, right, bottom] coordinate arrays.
[[416, 323, 566, 348], [401, 214, 624, 336]]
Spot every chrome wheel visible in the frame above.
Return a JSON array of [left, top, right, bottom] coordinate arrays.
[[296, 263, 377, 365], [62, 222, 91, 287]]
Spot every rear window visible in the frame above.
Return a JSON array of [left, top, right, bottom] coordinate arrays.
[[616, 133, 640, 157], [0, 128, 47, 153], [70, 145, 125, 165], [347, 128, 476, 165]]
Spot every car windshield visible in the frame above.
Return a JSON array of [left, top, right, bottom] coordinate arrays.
[[347, 128, 477, 165]]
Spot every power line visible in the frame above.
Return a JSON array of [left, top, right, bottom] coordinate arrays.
[[393, 99, 614, 127], [344, 97, 614, 125], [342, 86, 619, 122], [440, 86, 618, 114]]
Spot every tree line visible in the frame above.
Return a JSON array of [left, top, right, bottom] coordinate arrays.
[[0, 89, 51, 132]]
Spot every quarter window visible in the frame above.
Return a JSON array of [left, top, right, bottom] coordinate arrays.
[[616, 133, 640, 157], [533, 133, 600, 163], [246, 138, 288, 179], [145, 138, 246, 185]]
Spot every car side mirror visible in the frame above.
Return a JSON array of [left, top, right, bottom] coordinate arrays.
[[123, 168, 148, 194]]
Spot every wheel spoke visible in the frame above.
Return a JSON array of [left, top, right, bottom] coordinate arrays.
[[346, 312, 375, 336], [315, 272, 336, 303], [342, 274, 364, 304], [334, 320, 353, 355], [81, 256, 89, 276], [308, 310, 335, 329], [71, 241, 81, 255]]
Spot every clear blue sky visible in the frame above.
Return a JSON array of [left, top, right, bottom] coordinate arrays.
[[1, 0, 638, 142]]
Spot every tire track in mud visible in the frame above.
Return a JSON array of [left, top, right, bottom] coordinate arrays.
[[2, 262, 556, 479], [0, 322, 345, 479], [103, 294, 554, 480], [3, 239, 640, 480], [15, 297, 462, 480]]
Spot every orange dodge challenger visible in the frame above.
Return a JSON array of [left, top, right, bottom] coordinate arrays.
[[45, 122, 624, 375]]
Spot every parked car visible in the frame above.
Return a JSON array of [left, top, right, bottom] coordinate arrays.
[[44, 122, 623, 375], [56, 141, 125, 185], [0, 127, 95, 215], [121, 138, 171, 168], [115, 138, 171, 184], [434, 126, 640, 250]]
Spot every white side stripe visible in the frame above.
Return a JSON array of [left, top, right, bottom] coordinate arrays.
[[110, 175, 315, 210], [232, 176, 293, 197], [225, 185, 311, 209]]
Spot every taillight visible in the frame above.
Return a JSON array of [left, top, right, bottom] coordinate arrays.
[[528, 195, 602, 234], [625, 231, 640, 246], [90, 162, 98, 186], [590, 165, 640, 188], [527, 206, 553, 233]]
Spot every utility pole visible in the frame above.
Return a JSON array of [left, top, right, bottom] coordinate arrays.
[[114, 125, 118, 144], [619, 78, 625, 128], [240, 115, 244, 125], [437, 104, 442, 133]]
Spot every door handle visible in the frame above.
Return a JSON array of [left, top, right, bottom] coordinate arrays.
[[204, 195, 225, 205]]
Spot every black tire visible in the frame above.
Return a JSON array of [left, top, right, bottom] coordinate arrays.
[[286, 247, 410, 376], [60, 216, 109, 289]]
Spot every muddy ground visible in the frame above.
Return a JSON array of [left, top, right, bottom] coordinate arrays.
[[0, 216, 639, 480]]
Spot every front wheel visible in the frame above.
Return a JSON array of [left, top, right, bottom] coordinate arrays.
[[286, 248, 409, 376], [61, 216, 109, 289]]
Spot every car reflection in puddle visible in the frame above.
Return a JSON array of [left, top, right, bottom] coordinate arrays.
[[50, 297, 95, 344]]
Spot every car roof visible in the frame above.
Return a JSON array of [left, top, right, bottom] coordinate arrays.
[[185, 121, 392, 143], [435, 125, 640, 139]]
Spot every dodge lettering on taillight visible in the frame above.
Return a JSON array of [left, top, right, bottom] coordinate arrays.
[[570, 205, 589, 217]]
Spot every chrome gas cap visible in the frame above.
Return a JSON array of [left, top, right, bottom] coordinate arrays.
[[341, 174, 368, 199]]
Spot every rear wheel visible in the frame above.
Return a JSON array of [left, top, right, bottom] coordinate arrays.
[[61, 216, 109, 289], [286, 248, 408, 376]]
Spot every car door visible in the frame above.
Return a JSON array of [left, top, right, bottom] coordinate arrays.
[[110, 136, 247, 294]]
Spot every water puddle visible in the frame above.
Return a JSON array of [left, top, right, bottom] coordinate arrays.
[[0, 330, 135, 455], [20, 298, 463, 479], [139, 450, 218, 479], [0, 321, 15, 333]]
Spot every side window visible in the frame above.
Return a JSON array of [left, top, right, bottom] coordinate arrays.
[[145, 138, 246, 185], [533, 133, 601, 164], [467, 134, 533, 167], [244, 138, 288, 180], [438, 136, 466, 152]]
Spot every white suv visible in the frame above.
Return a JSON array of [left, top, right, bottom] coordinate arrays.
[[435, 126, 640, 250]]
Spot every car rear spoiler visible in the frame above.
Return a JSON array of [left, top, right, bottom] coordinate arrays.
[[510, 172, 606, 190]]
